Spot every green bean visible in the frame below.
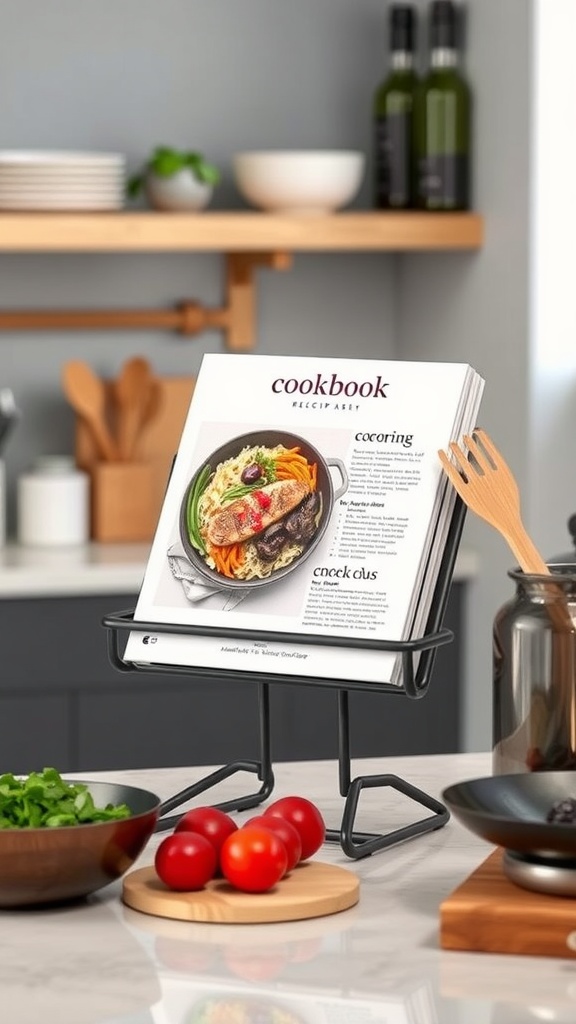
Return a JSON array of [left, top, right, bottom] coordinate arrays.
[[186, 463, 211, 554], [221, 482, 259, 503]]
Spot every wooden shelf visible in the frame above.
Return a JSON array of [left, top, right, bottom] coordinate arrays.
[[0, 210, 483, 348], [0, 210, 483, 253]]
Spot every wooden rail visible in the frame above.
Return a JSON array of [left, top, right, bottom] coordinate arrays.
[[0, 211, 483, 348]]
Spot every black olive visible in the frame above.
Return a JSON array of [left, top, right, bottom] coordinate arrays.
[[547, 797, 576, 823], [240, 462, 263, 485], [255, 522, 288, 561], [285, 493, 321, 542]]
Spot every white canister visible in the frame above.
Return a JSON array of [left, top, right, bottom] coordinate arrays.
[[0, 460, 6, 547], [17, 455, 90, 547]]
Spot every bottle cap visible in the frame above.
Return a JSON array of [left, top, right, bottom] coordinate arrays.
[[430, 0, 457, 49], [389, 5, 415, 53]]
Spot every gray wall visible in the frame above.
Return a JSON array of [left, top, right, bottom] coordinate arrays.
[[0, 0, 398, 530], [0, 0, 560, 754], [399, 0, 534, 750]]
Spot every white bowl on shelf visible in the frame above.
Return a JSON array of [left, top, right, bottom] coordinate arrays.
[[233, 150, 365, 214]]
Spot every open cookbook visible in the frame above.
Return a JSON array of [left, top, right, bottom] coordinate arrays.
[[124, 353, 484, 687]]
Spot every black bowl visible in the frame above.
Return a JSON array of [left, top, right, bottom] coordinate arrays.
[[442, 773, 576, 858], [179, 429, 348, 590]]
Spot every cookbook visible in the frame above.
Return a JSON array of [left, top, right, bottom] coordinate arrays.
[[124, 353, 484, 686]]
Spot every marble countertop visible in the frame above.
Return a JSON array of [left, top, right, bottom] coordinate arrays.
[[0, 542, 479, 598], [3, 751, 573, 1024]]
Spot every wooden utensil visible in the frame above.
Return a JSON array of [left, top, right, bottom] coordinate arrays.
[[439, 427, 573, 629], [438, 428, 549, 576], [62, 360, 119, 462], [139, 376, 163, 435], [439, 430, 575, 755], [113, 356, 153, 461], [75, 375, 195, 533]]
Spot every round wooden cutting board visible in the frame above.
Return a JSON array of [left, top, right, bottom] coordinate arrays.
[[122, 861, 360, 924]]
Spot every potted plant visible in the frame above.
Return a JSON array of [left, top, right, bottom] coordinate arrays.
[[127, 146, 221, 211]]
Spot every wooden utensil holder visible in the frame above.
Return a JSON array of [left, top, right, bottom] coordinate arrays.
[[90, 461, 156, 543], [75, 375, 195, 534]]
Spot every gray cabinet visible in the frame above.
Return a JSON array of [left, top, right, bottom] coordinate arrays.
[[0, 585, 465, 774]]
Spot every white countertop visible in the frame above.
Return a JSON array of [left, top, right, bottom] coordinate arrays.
[[0, 542, 479, 598], [3, 751, 573, 1024]]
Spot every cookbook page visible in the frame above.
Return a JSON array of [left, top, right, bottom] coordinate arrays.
[[125, 354, 483, 685]]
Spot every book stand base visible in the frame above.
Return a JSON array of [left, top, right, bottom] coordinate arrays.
[[103, 499, 465, 860]]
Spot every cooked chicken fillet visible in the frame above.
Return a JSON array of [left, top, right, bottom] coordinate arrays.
[[207, 479, 310, 546]]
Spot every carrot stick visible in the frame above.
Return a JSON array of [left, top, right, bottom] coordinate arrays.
[[274, 453, 317, 489], [210, 542, 245, 578]]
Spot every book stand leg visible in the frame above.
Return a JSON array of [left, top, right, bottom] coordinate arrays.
[[104, 628, 454, 858], [332, 690, 449, 858], [103, 499, 465, 860], [153, 682, 275, 832], [135, 682, 447, 856]]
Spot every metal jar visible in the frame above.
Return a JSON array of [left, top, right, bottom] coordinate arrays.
[[493, 566, 576, 774]]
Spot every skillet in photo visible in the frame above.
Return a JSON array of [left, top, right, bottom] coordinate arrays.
[[178, 429, 348, 591]]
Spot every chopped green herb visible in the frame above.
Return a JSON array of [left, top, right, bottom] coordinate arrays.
[[254, 450, 278, 484], [221, 450, 277, 503], [0, 768, 131, 829]]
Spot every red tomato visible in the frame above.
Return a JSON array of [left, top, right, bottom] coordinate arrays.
[[223, 943, 290, 981], [174, 806, 238, 857], [154, 936, 217, 973], [264, 796, 325, 860], [155, 832, 217, 891], [288, 937, 323, 963], [220, 826, 288, 893], [244, 814, 302, 872]]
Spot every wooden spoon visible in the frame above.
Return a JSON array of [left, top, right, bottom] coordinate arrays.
[[114, 357, 153, 461], [139, 377, 163, 436], [62, 360, 119, 462]]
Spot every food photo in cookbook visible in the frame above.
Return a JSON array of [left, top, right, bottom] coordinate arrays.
[[182, 995, 308, 1024], [179, 429, 348, 591]]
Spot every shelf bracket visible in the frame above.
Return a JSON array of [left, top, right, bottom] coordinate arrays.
[[0, 249, 292, 351], [222, 250, 292, 350]]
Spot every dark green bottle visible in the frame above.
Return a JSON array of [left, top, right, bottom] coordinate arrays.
[[413, 0, 471, 210], [373, 5, 418, 209]]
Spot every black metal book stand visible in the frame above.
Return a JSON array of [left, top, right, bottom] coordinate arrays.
[[103, 498, 465, 860]]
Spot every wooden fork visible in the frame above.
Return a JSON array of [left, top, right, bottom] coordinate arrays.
[[438, 427, 550, 577]]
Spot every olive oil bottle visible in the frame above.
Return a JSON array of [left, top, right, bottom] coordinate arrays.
[[413, 0, 471, 210], [373, 5, 418, 209]]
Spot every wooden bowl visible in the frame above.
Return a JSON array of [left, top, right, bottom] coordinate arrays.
[[0, 780, 160, 907]]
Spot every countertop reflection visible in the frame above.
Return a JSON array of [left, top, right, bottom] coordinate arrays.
[[2, 752, 575, 1024]]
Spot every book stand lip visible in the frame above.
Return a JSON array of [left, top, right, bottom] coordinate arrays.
[[102, 497, 465, 859]]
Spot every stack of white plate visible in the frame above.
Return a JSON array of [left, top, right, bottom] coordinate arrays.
[[0, 151, 126, 210]]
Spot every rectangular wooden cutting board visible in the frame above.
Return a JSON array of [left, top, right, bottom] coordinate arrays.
[[440, 848, 576, 959]]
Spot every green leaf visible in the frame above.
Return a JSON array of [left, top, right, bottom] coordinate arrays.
[[0, 768, 131, 828], [127, 174, 144, 198], [150, 149, 187, 177], [185, 154, 221, 186]]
